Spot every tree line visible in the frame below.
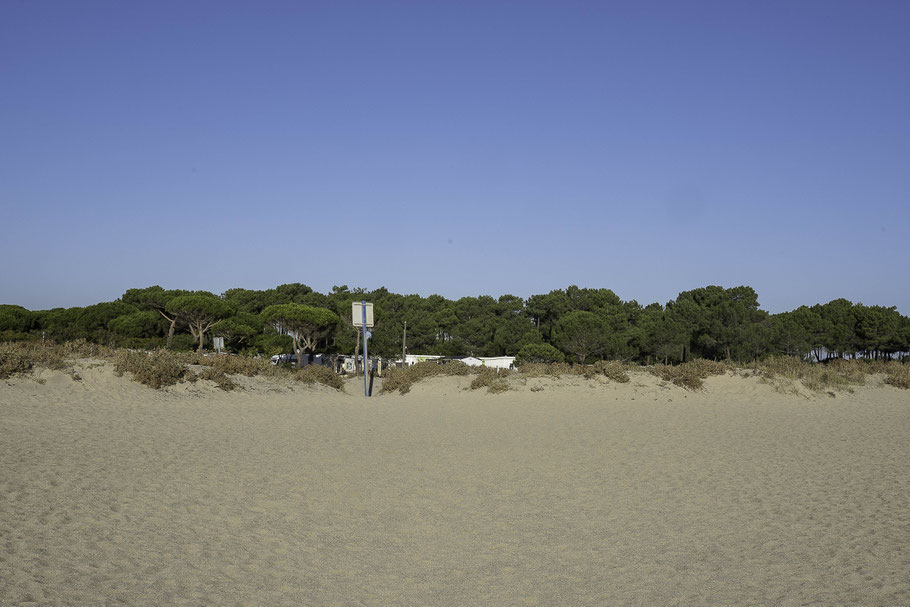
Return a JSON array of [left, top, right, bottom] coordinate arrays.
[[1, 283, 908, 366]]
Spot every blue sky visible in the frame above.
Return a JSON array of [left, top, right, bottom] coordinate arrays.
[[2, 0, 908, 314]]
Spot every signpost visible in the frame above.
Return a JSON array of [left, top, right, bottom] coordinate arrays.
[[352, 301, 374, 397]]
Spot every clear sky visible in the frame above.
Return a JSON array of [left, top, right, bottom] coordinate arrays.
[[2, 0, 908, 314]]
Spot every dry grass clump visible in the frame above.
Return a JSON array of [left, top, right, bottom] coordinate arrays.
[[470, 367, 510, 393], [380, 361, 471, 394], [113, 349, 188, 389], [883, 363, 910, 389], [588, 360, 632, 383], [753, 356, 872, 393], [296, 365, 345, 390], [519, 360, 631, 382], [194, 353, 275, 377], [0, 340, 68, 374], [194, 367, 238, 391], [0, 340, 109, 379], [518, 362, 573, 378], [0, 343, 35, 379], [57, 338, 117, 359], [650, 359, 730, 391]]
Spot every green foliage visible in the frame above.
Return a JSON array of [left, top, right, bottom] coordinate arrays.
[[108, 310, 165, 339], [5, 283, 909, 368], [515, 343, 565, 365], [166, 295, 234, 352], [261, 303, 339, 365], [668, 285, 770, 362], [296, 365, 344, 390], [215, 313, 262, 352], [166, 294, 233, 321], [0, 305, 36, 333], [0, 331, 36, 342], [251, 331, 293, 356], [555, 310, 607, 364]]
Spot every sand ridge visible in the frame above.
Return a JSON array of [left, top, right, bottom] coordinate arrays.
[[2, 362, 909, 605]]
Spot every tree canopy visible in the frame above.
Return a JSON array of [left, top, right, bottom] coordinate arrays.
[[5, 283, 908, 365]]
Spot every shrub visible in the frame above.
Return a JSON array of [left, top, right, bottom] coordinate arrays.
[[197, 366, 238, 391], [195, 353, 273, 377], [296, 365, 344, 390], [591, 360, 631, 383], [515, 343, 565, 365], [470, 367, 510, 393], [380, 361, 469, 394], [518, 362, 573, 378], [650, 359, 729, 391], [0, 343, 33, 379], [0, 340, 71, 376], [884, 363, 910, 389], [753, 356, 871, 393], [113, 349, 187, 389]]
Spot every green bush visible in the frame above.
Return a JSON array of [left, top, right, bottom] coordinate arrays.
[[515, 343, 565, 365], [296, 365, 344, 390], [0, 331, 36, 343]]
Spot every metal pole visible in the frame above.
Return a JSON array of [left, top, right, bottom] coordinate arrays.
[[362, 300, 369, 397]]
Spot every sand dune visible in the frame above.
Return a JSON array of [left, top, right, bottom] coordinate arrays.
[[2, 362, 909, 605]]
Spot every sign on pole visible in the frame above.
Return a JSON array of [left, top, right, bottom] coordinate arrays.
[[352, 302, 374, 327]]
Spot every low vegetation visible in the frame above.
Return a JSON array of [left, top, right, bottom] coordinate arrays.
[[650, 359, 731, 391], [469, 367, 510, 393], [3, 339, 909, 396], [296, 365, 344, 390], [113, 349, 188, 389], [380, 361, 470, 395]]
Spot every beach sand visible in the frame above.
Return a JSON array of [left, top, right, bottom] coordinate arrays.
[[2, 362, 909, 605]]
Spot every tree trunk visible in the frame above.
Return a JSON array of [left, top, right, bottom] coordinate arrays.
[[294, 335, 304, 369], [157, 310, 177, 350], [195, 322, 204, 353]]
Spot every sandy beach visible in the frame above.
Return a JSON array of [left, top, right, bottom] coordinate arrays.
[[2, 362, 909, 606]]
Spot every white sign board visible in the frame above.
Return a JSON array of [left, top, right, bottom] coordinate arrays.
[[352, 302, 374, 327]]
